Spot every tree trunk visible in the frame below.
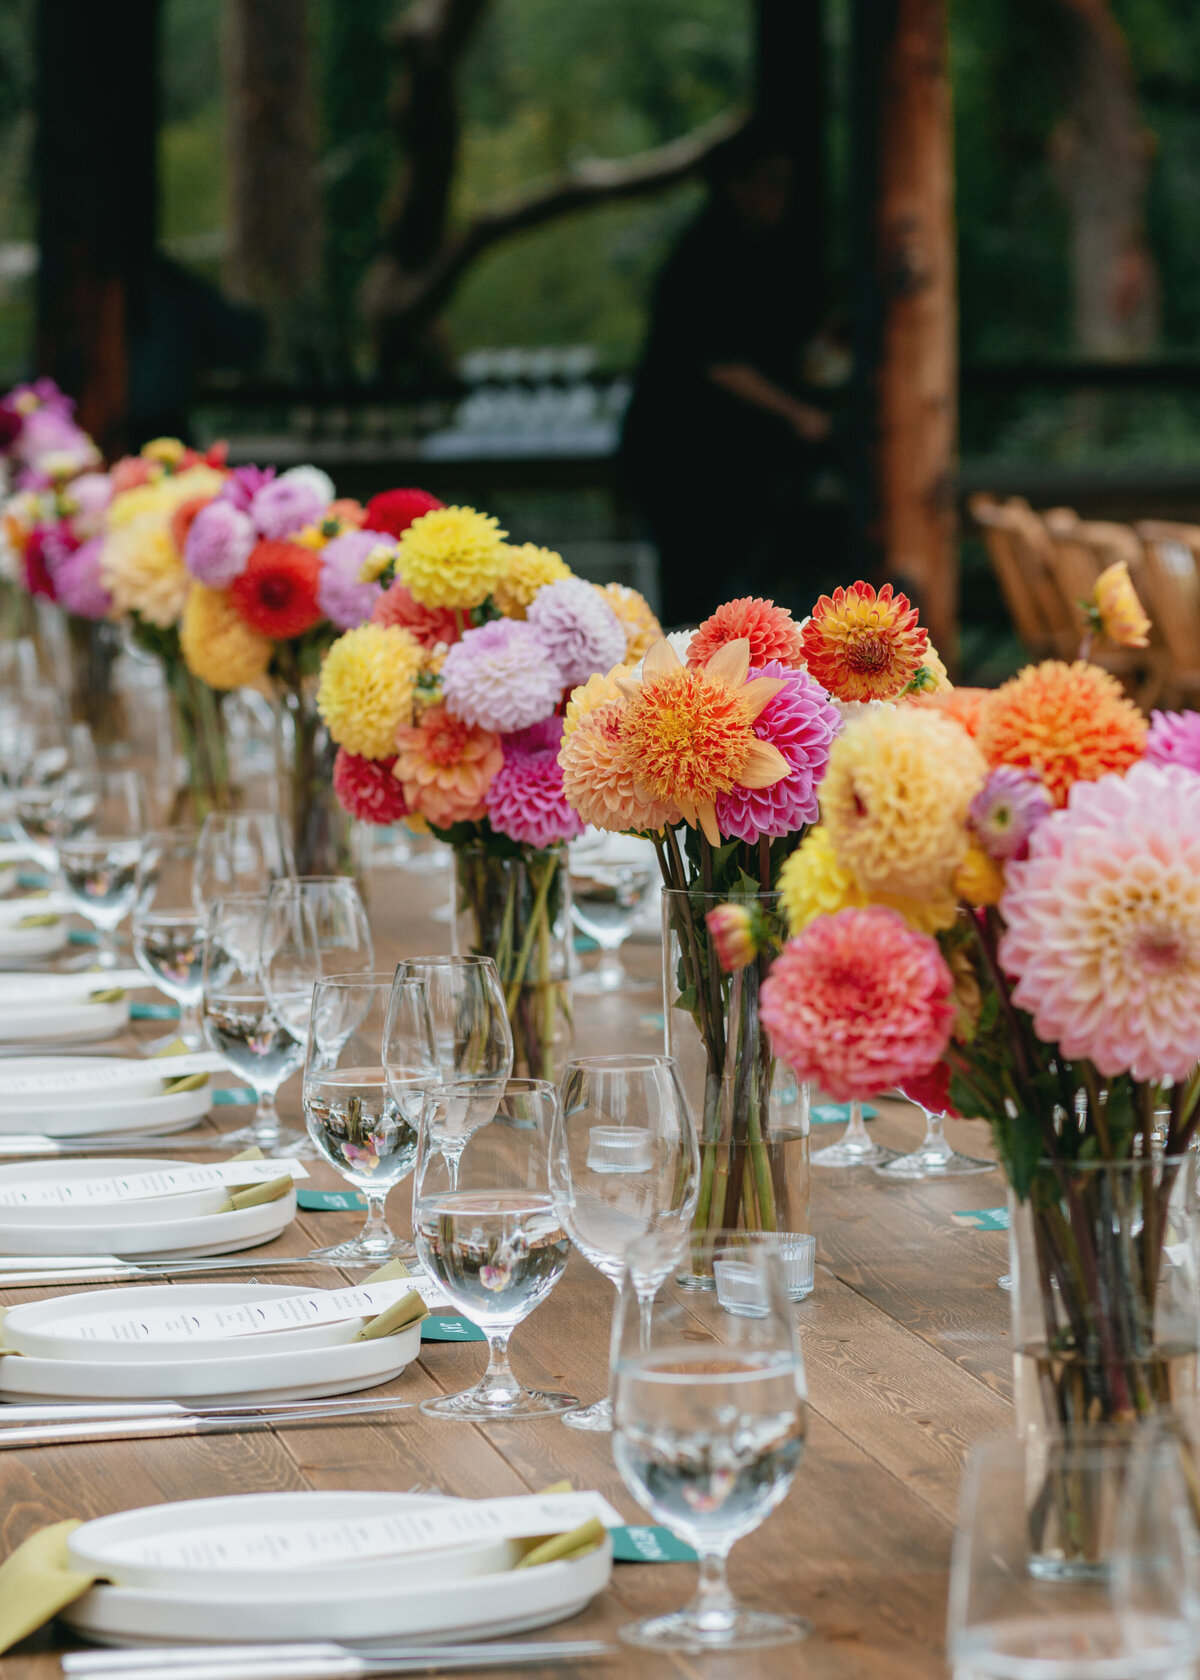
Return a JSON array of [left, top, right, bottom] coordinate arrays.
[[224, 0, 323, 376], [34, 0, 159, 458], [849, 0, 959, 663], [1027, 0, 1159, 359]]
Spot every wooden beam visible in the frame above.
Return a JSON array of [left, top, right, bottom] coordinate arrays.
[[849, 0, 959, 663]]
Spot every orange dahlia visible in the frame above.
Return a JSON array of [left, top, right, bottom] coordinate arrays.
[[800, 581, 928, 701], [616, 637, 788, 845], [558, 700, 678, 833], [976, 659, 1147, 807], [905, 686, 993, 738], [688, 597, 805, 671], [393, 702, 503, 828]]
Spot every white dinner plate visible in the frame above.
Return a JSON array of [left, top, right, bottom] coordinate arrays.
[[0, 997, 130, 1044], [63, 1506, 611, 1646], [67, 1491, 513, 1598], [0, 1317, 420, 1404], [0, 1081, 211, 1139], [0, 863, 16, 898], [3, 1282, 367, 1363], [0, 1182, 295, 1258], [0, 918, 66, 960], [0, 1158, 254, 1227], [0, 1056, 166, 1112]]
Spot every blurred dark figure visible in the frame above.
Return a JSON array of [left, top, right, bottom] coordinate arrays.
[[620, 124, 838, 627]]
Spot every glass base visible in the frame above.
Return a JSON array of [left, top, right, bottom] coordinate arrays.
[[620, 1608, 811, 1652], [874, 1143, 994, 1180], [421, 1385, 579, 1422], [562, 1395, 612, 1432], [812, 1135, 899, 1169], [309, 1235, 418, 1265], [141, 1025, 204, 1055], [217, 1121, 309, 1157], [573, 963, 652, 996]]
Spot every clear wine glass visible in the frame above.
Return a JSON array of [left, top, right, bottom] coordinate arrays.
[[194, 811, 294, 911], [56, 769, 149, 967], [413, 1077, 578, 1421], [949, 1433, 1199, 1679], [811, 1099, 899, 1170], [390, 956, 513, 1189], [874, 1099, 993, 1181], [611, 1229, 809, 1652], [569, 854, 657, 994], [303, 973, 432, 1262], [201, 892, 305, 1154], [261, 877, 374, 1045], [9, 706, 94, 873], [1113, 1424, 1200, 1670], [550, 1053, 699, 1432], [132, 830, 205, 1050]]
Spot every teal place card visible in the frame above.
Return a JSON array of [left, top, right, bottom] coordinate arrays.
[[953, 1206, 1010, 1232], [131, 1001, 181, 1021], [610, 1526, 697, 1563], [213, 1086, 255, 1106], [68, 928, 99, 946], [811, 1102, 878, 1125], [422, 1315, 486, 1342], [16, 871, 51, 890], [297, 1188, 368, 1212]]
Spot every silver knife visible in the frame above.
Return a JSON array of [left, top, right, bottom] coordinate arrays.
[[0, 1394, 418, 1448], [63, 1640, 616, 1679], [0, 1136, 237, 1156], [0, 1254, 394, 1287]]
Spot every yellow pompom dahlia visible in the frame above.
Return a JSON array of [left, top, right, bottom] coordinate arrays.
[[397, 505, 508, 610], [562, 666, 633, 740], [595, 582, 662, 663], [107, 464, 224, 531], [180, 584, 273, 690], [491, 543, 572, 617], [778, 828, 865, 934], [317, 623, 422, 759], [100, 515, 192, 629]]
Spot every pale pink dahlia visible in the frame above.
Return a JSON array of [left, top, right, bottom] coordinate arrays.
[[51, 536, 111, 619], [440, 618, 563, 733], [485, 727, 583, 850], [999, 761, 1200, 1079], [968, 766, 1053, 861], [761, 907, 955, 1103], [333, 749, 409, 826], [526, 576, 627, 688], [317, 530, 386, 629], [250, 466, 334, 540], [714, 660, 840, 842], [185, 498, 256, 587], [1145, 710, 1200, 775]]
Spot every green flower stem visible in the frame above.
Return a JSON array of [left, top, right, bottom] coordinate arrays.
[[504, 850, 558, 1014]]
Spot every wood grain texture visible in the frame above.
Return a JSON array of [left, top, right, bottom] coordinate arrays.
[[0, 865, 1015, 1680]]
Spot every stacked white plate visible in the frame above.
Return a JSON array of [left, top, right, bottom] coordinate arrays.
[[0, 974, 131, 1044], [0, 893, 67, 960], [0, 1280, 416, 1404], [0, 1056, 211, 1138], [57, 1491, 612, 1646]]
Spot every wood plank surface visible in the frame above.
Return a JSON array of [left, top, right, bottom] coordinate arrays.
[[0, 861, 1015, 1680]]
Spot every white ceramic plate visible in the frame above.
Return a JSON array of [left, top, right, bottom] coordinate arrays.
[[0, 1158, 245, 1227], [0, 1317, 420, 1403], [0, 997, 130, 1044], [0, 864, 16, 899], [0, 919, 66, 960], [3, 1282, 366, 1363], [0, 1082, 211, 1138], [63, 1508, 611, 1646], [0, 1057, 165, 1112], [0, 1180, 295, 1258], [67, 1491, 513, 1598]]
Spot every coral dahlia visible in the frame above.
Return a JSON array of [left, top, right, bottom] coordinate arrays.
[[688, 597, 805, 671], [333, 750, 409, 826], [372, 580, 460, 649], [800, 581, 928, 702], [976, 660, 1147, 807], [393, 703, 503, 828], [558, 701, 678, 833]]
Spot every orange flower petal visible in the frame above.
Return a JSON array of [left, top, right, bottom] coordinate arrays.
[[739, 675, 789, 722], [643, 638, 681, 680], [739, 739, 791, 789], [704, 637, 751, 689]]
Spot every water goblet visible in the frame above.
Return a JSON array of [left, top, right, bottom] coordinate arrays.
[[303, 974, 432, 1262], [811, 1099, 899, 1170], [550, 1053, 699, 1431], [390, 956, 513, 1188], [611, 1229, 810, 1651], [132, 830, 205, 1050], [9, 707, 94, 873], [874, 1098, 993, 1181], [201, 892, 305, 1154], [194, 811, 293, 910], [261, 876, 374, 1045], [413, 1077, 578, 1420], [56, 768, 148, 967], [569, 853, 657, 994]]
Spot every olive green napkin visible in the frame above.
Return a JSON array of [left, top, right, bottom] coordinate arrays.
[[16, 914, 59, 929], [514, 1518, 606, 1569], [215, 1175, 294, 1215], [0, 1520, 96, 1654], [152, 1037, 210, 1096], [351, 1289, 427, 1341], [87, 988, 127, 1005]]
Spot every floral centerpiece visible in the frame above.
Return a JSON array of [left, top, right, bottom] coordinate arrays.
[[316, 501, 662, 1077], [754, 575, 1200, 1436]]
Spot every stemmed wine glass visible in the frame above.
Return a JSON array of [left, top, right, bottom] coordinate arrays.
[[811, 1099, 899, 1170], [611, 1230, 809, 1652], [390, 956, 513, 1189], [413, 1077, 578, 1421], [201, 892, 305, 1154], [132, 830, 205, 1050], [261, 877, 374, 1045], [56, 769, 149, 967], [194, 811, 294, 910], [9, 705, 96, 873], [874, 1098, 993, 1180], [302, 973, 432, 1262], [550, 1054, 699, 1432], [569, 848, 657, 994]]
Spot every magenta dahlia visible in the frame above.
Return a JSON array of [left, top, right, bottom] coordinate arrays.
[[1145, 710, 1200, 775], [714, 661, 841, 842], [485, 727, 583, 849]]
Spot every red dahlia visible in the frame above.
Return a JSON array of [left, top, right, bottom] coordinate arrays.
[[363, 488, 445, 539], [230, 540, 323, 638]]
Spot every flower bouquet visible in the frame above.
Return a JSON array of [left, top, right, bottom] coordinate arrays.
[[317, 501, 663, 1078]]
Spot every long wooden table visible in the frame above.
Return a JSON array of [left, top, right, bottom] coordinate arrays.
[[0, 864, 1013, 1680]]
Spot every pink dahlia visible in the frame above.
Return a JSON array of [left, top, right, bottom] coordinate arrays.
[[714, 660, 840, 842], [525, 577, 627, 688], [968, 766, 1053, 861], [440, 618, 563, 733], [51, 537, 111, 619], [372, 580, 459, 648], [250, 466, 334, 540], [760, 907, 956, 1103], [219, 465, 275, 513], [317, 530, 386, 629], [486, 728, 583, 849], [999, 761, 1200, 1080], [1145, 710, 1200, 775], [185, 498, 256, 587], [333, 749, 409, 826]]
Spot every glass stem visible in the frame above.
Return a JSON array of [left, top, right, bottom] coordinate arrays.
[[690, 1548, 736, 1630], [839, 1100, 869, 1150], [477, 1329, 521, 1407], [635, 1287, 655, 1354], [252, 1091, 282, 1148], [177, 1000, 203, 1045], [359, 1192, 394, 1251], [924, 1111, 946, 1153]]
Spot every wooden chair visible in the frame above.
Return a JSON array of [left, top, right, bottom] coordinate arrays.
[[1134, 521, 1200, 708], [1038, 509, 1164, 706], [968, 495, 1070, 660]]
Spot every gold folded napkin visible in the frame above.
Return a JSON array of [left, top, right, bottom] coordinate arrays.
[[215, 1175, 294, 1215], [152, 1037, 210, 1096], [514, 1518, 606, 1569], [352, 1289, 427, 1341], [87, 988, 127, 1005], [16, 915, 59, 929], [0, 1520, 96, 1654]]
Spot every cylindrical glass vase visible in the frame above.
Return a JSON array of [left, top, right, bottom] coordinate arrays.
[[661, 888, 810, 1243], [278, 682, 357, 878], [1008, 1153, 1199, 1439], [452, 841, 573, 1081]]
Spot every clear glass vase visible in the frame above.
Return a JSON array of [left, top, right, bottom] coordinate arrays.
[[1008, 1153, 1199, 1441], [278, 681, 357, 878], [661, 889, 810, 1246], [165, 658, 237, 823], [452, 841, 573, 1081]]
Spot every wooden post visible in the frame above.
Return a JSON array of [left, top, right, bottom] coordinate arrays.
[[34, 0, 159, 458], [849, 0, 958, 663]]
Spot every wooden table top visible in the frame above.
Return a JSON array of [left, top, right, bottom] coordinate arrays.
[[0, 862, 1013, 1680]]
